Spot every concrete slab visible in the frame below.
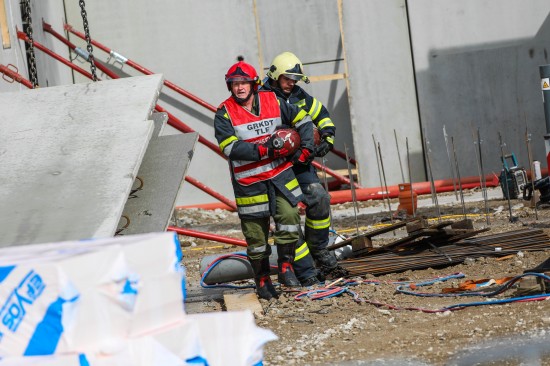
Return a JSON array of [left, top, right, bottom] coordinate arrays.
[[119, 132, 198, 235], [0, 75, 164, 246]]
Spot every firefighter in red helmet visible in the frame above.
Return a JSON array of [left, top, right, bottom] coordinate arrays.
[[214, 60, 315, 300]]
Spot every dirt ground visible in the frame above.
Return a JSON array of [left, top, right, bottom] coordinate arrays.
[[177, 187, 550, 365]]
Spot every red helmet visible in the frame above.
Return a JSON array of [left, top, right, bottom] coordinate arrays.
[[268, 128, 301, 156], [225, 61, 259, 91]]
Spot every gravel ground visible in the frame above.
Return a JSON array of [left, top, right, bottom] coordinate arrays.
[[177, 187, 550, 365]]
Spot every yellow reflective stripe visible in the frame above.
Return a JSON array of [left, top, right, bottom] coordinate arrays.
[[308, 98, 322, 120], [219, 135, 238, 152], [285, 178, 299, 191], [294, 242, 310, 261], [325, 135, 334, 144], [235, 194, 269, 206], [318, 117, 335, 129], [305, 217, 331, 230], [223, 112, 229, 119], [295, 99, 306, 108], [292, 109, 308, 126]]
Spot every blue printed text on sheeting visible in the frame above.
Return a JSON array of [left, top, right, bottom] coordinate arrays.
[[0, 271, 46, 337]]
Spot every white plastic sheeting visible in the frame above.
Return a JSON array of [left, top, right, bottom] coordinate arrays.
[[0, 232, 276, 365]]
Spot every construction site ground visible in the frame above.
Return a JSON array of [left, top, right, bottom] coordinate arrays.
[[178, 187, 550, 365]]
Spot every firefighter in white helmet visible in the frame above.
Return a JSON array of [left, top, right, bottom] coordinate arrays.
[[214, 60, 315, 300], [262, 52, 347, 286]]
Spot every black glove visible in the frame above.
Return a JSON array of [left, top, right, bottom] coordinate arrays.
[[315, 134, 334, 157]]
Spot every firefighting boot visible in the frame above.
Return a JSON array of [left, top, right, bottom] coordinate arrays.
[[250, 258, 277, 300], [313, 248, 349, 280], [276, 244, 301, 288], [293, 239, 321, 287]]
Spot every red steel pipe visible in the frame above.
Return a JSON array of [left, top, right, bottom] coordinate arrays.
[[61, 22, 359, 174], [167, 226, 247, 247], [185, 176, 237, 211], [0, 64, 34, 89], [178, 173, 502, 210]]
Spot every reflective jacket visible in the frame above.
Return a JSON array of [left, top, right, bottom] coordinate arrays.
[[214, 91, 314, 219], [261, 81, 335, 140], [223, 92, 291, 186]]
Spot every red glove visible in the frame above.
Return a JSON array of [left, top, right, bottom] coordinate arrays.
[[257, 144, 290, 159], [291, 148, 313, 165]]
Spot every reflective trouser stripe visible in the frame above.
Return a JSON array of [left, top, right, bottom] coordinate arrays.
[[276, 223, 300, 232], [238, 203, 269, 215], [294, 242, 310, 261], [236, 194, 270, 216], [248, 244, 267, 254], [306, 216, 331, 230]]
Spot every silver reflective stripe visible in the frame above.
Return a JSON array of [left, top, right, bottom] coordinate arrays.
[[233, 117, 282, 140], [233, 159, 287, 179], [276, 223, 300, 232], [291, 187, 303, 198], [249, 244, 267, 253], [238, 203, 269, 215], [223, 141, 235, 156], [294, 115, 312, 129]]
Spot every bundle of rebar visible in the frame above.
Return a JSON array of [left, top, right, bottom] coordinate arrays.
[[339, 229, 550, 277]]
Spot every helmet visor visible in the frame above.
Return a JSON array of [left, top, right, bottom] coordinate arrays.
[[282, 73, 303, 81], [227, 76, 254, 83]]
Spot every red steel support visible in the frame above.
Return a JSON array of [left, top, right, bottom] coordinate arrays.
[[0, 64, 34, 89], [167, 226, 247, 247], [185, 176, 237, 211], [61, 22, 359, 174]]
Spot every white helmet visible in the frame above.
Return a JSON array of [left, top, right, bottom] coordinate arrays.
[[266, 52, 310, 84]]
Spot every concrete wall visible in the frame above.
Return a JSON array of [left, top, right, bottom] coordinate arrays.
[[342, 0, 423, 187], [3, 0, 550, 204], [409, 0, 550, 182]]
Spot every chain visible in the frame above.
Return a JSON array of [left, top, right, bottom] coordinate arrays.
[[79, 0, 98, 81], [22, 0, 38, 88]]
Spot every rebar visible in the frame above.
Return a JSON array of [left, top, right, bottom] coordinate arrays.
[[339, 229, 550, 276], [377, 142, 393, 223], [394, 129, 405, 182], [443, 125, 459, 200], [477, 128, 490, 226], [372, 134, 387, 209]]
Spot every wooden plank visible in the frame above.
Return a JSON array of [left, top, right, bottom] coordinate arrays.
[[308, 73, 345, 82], [0, 75, 164, 246], [224, 291, 264, 317], [0, 0, 9, 49]]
